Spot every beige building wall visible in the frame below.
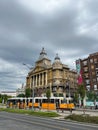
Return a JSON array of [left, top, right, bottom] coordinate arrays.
[[26, 48, 78, 98]]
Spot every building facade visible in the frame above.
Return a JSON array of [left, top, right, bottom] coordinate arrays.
[[16, 83, 25, 96], [26, 48, 77, 98], [76, 52, 98, 92]]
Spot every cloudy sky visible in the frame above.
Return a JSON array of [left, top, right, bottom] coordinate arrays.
[[0, 0, 98, 91]]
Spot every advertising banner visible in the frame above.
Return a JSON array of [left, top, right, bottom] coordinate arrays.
[[76, 60, 83, 85]]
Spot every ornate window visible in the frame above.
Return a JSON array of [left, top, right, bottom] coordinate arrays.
[[83, 60, 87, 66], [85, 79, 90, 84], [90, 58, 93, 63]]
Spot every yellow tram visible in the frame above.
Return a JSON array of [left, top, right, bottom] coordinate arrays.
[[7, 96, 75, 111]]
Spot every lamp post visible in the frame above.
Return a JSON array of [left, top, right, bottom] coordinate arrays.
[[32, 77, 34, 110], [49, 82, 52, 97], [23, 63, 34, 110], [23, 63, 33, 70], [78, 94, 81, 108], [68, 83, 70, 98], [66, 80, 71, 103]]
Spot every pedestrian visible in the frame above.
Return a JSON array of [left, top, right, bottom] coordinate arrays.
[[70, 108, 72, 114]]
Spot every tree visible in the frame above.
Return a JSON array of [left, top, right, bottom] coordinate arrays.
[[25, 88, 31, 97], [46, 89, 51, 111], [77, 84, 86, 115], [78, 84, 86, 107], [78, 85, 85, 99], [86, 91, 97, 101], [0, 94, 11, 104], [17, 93, 25, 97], [73, 92, 79, 105]]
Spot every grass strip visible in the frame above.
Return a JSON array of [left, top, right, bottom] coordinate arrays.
[[65, 114, 98, 124], [0, 108, 59, 117]]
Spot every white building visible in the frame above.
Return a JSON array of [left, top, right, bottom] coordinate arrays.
[[0, 91, 16, 97], [16, 84, 25, 96]]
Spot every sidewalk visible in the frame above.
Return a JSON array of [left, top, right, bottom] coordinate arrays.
[[55, 108, 98, 119], [0, 104, 6, 108]]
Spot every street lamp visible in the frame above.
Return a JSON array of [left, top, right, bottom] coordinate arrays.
[[32, 77, 34, 110], [66, 80, 71, 102], [23, 63, 33, 70], [23, 63, 34, 110], [49, 82, 52, 97]]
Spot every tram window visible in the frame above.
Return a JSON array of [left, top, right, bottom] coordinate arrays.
[[55, 99, 59, 104], [61, 100, 63, 103], [17, 99, 19, 102], [30, 99, 32, 103], [43, 99, 48, 103], [26, 99, 28, 102], [23, 99, 25, 103], [38, 99, 41, 103], [20, 100, 23, 104], [66, 95, 69, 98], [62, 99, 67, 103], [13, 100, 15, 105], [55, 99, 59, 107], [35, 99, 38, 103], [43, 99, 45, 103], [69, 100, 72, 103], [26, 99, 29, 105], [51, 99, 54, 103], [15, 99, 18, 104]]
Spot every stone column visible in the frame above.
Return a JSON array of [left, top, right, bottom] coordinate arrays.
[[34, 75, 35, 86], [42, 73, 44, 86], [36, 75, 37, 87], [41, 73, 42, 86], [30, 77, 32, 89], [39, 74, 40, 86], [32, 76, 34, 87], [44, 72, 45, 86], [46, 72, 47, 86]]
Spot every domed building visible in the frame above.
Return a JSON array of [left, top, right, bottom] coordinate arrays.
[[26, 48, 77, 98]]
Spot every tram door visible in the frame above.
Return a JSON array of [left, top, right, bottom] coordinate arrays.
[[55, 99, 60, 108]]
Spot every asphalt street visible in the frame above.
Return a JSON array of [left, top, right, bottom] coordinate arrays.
[[0, 111, 98, 130]]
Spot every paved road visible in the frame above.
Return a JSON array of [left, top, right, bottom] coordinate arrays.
[[0, 111, 98, 130]]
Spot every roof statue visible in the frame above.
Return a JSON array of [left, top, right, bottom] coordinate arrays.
[[38, 47, 49, 61], [55, 53, 60, 61]]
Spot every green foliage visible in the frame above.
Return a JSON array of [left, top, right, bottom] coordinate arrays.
[[0, 98, 2, 103], [86, 91, 97, 101], [46, 89, 51, 111], [0, 94, 9, 103], [73, 92, 79, 103], [17, 93, 25, 97], [46, 89, 51, 100], [0, 108, 59, 117], [78, 84, 86, 100], [65, 114, 98, 124], [25, 88, 31, 97]]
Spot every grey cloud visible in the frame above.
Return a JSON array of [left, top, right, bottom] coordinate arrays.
[[0, 0, 98, 91]]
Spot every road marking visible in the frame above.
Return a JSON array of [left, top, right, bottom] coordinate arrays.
[[1, 112, 98, 129], [0, 115, 69, 130]]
